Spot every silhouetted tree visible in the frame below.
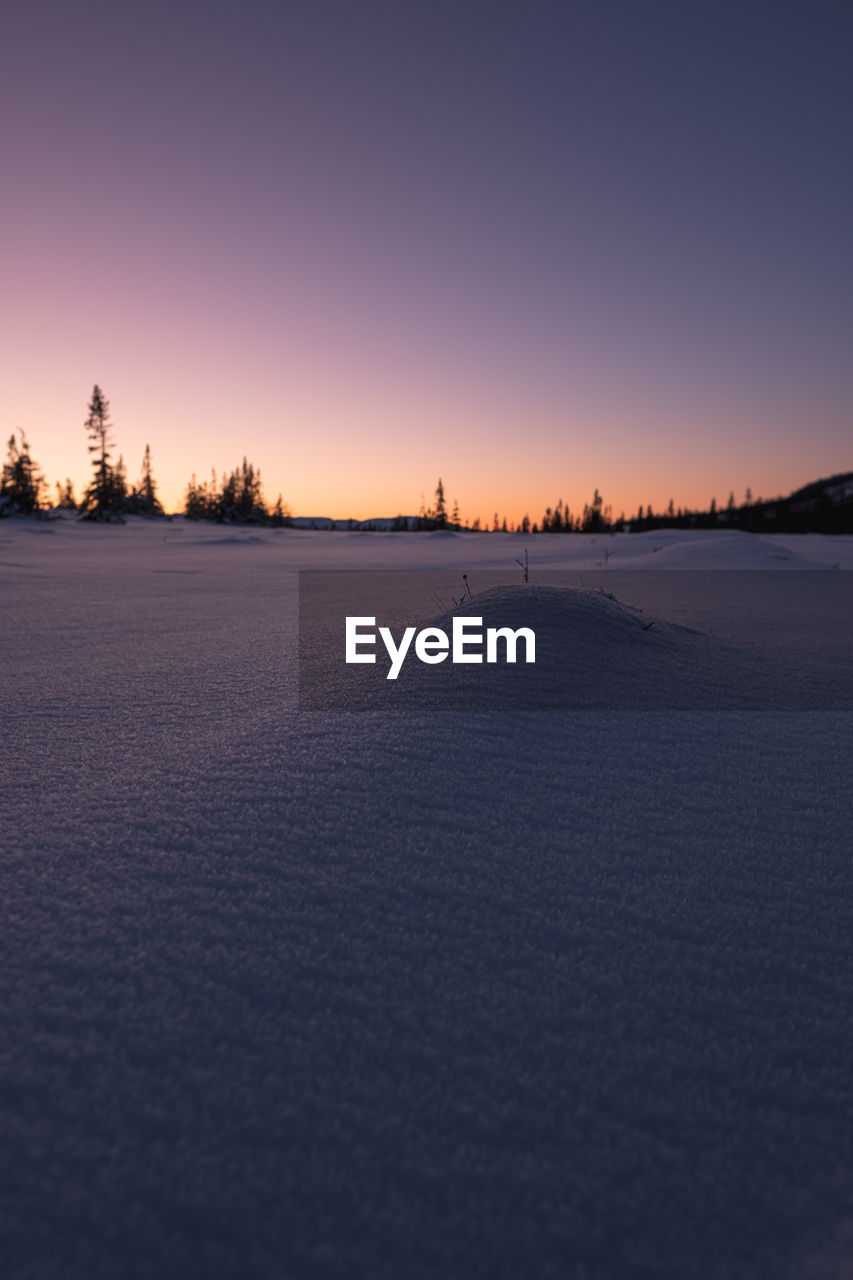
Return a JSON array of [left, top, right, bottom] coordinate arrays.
[[270, 494, 292, 527], [183, 458, 269, 523], [582, 488, 605, 533], [80, 385, 125, 520], [55, 478, 77, 510], [434, 478, 447, 528], [113, 455, 128, 508], [0, 432, 44, 515], [184, 473, 205, 520], [124, 444, 164, 516]]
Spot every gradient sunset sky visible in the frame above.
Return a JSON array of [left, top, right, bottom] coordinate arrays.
[[2, 0, 851, 521]]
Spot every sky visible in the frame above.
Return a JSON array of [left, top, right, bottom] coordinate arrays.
[[2, 0, 851, 521]]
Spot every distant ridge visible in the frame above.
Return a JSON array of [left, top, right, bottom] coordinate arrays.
[[785, 471, 853, 507], [752, 470, 853, 534], [288, 473, 853, 536]]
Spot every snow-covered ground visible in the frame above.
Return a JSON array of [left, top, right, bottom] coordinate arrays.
[[2, 518, 852, 1279]]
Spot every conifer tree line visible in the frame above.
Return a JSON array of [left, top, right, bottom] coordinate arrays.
[[0, 384, 289, 525], [78, 385, 165, 520], [0, 386, 164, 520], [0, 432, 43, 515], [184, 464, 290, 526], [2, 384, 851, 532]]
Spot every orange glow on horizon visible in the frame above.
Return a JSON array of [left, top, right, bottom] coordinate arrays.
[[16, 378, 847, 530]]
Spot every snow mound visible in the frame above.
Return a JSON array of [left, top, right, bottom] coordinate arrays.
[[626, 530, 829, 570], [179, 534, 270, 546], [328, 584, 776, 711]]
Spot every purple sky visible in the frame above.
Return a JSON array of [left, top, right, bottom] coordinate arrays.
[[2, 0, 851, 519]]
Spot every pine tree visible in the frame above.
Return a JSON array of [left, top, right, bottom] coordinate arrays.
[[122, 446, 163, 516], [184, 474, 204, 520], [0, 432, 44, 515], [55, 478, 77, 510], [136, 444, 163, 515], [582, 488, 605, 533], [80, 385, 123, 520], [270, 494, 292, 527], [434, 478, 447, 528], [113, 455, 128, 508], [183, 458, 267, 523]]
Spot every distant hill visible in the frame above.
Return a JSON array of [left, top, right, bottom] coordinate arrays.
[[290, 477, 853, 536], [785, 471, 853, 509], [752, 471, 853, 534], [290, 475, 853, 538], [627, 471, 853, 536]]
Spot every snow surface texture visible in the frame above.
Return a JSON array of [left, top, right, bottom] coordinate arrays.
[[2, 518, 853, 1280]]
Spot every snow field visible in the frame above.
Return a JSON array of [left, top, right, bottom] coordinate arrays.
[[1, 519, 852, 1279]]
